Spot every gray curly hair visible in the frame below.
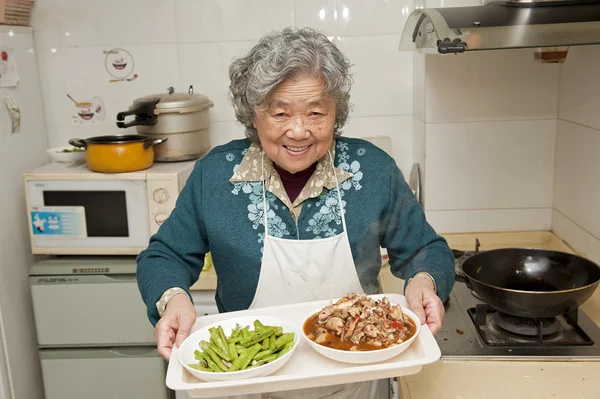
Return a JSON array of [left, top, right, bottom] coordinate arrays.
[[228, 27, 353, 142]]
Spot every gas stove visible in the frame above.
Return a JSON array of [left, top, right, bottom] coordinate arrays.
[[436, 246, 600, 360]]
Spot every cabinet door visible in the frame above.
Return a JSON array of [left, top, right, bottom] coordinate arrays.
[[40, 347, 169, 399], [31, 274, 155, 346]]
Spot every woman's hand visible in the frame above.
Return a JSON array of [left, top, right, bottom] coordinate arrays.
[[155, 294, 196, 360], [404, 273, 445, 334]]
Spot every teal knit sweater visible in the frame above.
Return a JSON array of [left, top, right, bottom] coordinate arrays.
[[137, 137, 455, 326]]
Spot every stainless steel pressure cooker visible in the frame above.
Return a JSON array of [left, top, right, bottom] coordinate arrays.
[[116, 85, 214, 162]]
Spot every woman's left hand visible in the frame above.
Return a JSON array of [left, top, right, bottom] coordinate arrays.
[[404, 273, 445, 334]]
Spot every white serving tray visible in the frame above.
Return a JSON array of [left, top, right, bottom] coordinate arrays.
[[166, 294, 441, 398]]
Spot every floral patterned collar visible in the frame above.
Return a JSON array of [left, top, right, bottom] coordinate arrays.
[[230, 141, 353, 215]]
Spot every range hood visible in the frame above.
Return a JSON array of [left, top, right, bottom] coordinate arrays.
[[399, 0, 600, 56]]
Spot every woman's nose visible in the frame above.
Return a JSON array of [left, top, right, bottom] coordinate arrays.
[[286, 116, 310, 139]]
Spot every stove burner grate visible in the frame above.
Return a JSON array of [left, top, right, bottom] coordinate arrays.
[[467, 304, 595, 347]]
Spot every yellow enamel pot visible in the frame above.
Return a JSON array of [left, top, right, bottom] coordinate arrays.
[[68, 135, 167, 173]]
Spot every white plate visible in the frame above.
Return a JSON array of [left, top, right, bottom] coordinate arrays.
[[301, 304, 421, 364], [178, 316, 299, 382], [47, 147, 86, 163]]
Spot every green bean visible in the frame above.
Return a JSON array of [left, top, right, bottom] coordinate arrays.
[[209, 328, 232, 359], [241, 326, 251, 340], [274, 333, 294, 350], [194, 349, 204, 360], [259, 353, 278, 363], [273, 326, 283, 337], [239, 343, 263, 370], [227, 335, 243, 344], [254, 349, 273, 361], [189, 363, 213, 372], [269, 335, 277, 351], [231, 324, 241, 339], [261, 337, 270, 350], [278, 340, 294, 357], [217, 326, 229, 350], [203, 346, 228, 371], [200, 340, 233, 362], [205, 355, 226, 372], [240, 327, 275, 347], [253, 320, 265, 329], [229, 342, 238, 360]]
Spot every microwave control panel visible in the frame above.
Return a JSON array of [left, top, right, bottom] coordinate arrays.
[[146, 179, 179, 235]]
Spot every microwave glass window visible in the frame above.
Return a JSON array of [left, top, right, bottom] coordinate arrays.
[[43, 191, 130, 237]]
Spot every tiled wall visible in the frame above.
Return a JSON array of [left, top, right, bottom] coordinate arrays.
[[30, 0, 418, 176], [552, 45, 600, 265], [418, 49, 560, 233], [31, 0, 579, 236]]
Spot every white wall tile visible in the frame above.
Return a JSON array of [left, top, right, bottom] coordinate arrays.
[[552, 209, 588, 255], [554, 120, 600, 239], [47, 124, 122, 149], [552, 210, 600, 265], [174, 0, 294, 43], [342, 115, 413, 176], [209, 121, 247, 148], [426, 208, 553, 234], [294, 0, 337, 36], [31, 0, 176, 48], [413, 53, 425, 122], [425, 119, 556, 211], [179, 41, 253, 123], [425, 49, 560, 123], [586, 234, 600, 266], [337, 35, 412, 117], [36, 48, 70, 130], [39, 44, 181, 146], [297, 0, 416, 37], [558, 45, 600, 130]]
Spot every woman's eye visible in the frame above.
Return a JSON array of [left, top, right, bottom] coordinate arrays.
[[275, 113, 287, 118], [310, 112, 322, 117]]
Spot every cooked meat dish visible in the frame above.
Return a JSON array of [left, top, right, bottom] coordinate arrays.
[[304, 293, 416, 351]]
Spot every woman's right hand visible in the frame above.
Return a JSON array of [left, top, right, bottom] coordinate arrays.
[[155, 294, 196, 360]]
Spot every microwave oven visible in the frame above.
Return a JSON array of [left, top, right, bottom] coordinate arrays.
[[23, 161, 195, 255]]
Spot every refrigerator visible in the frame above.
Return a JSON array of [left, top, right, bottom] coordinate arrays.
[[0, 24, 50, 399]]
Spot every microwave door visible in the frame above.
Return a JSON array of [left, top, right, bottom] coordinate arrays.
[[27, 179, 150, 253]]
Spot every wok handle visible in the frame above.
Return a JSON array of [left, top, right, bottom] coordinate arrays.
[[68, 138, 87, 149], [455, 273, 473, 290], [143, 137, 168, 149]]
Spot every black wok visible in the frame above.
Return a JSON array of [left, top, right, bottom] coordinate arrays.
[[460, 248, 600, 319]]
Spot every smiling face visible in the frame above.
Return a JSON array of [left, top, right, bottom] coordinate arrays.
[[253, 74, 336, 174]]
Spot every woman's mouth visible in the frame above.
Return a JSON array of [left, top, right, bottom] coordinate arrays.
[[283, 145, 311, 155]]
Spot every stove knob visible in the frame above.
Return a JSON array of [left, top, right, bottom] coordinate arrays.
[[153, 189, 169, 204], [155, 212, 169, 225]]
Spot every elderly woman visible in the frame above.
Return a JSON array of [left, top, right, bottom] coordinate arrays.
[[137, 27, 454, 398]]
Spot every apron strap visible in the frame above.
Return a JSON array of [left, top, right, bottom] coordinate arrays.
[[327, 150, 348, 234], [261, 154, 269, 236]]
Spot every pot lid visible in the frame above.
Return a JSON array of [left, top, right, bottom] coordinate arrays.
[[132, 85, 214, 113]]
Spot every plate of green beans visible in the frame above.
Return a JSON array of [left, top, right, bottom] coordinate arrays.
[[178, 316, 299, 381]]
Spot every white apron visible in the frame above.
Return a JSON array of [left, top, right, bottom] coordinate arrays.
[[214, 153, 390, 399]]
